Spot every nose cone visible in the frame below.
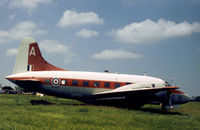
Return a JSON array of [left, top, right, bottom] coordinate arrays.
[[181, 94, 191, 104], [171, 93, 191, 104]]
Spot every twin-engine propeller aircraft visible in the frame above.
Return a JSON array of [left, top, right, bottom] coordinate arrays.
[[6, 37, 190, 109]]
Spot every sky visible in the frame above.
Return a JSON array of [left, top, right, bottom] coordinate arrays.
[[0, 0, 200, 96]]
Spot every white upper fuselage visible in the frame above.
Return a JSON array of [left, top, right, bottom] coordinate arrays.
[[7, 71, 166, 90], [8, 71, 165, 83]]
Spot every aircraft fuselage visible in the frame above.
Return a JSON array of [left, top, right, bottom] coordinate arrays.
[[7, 71, 165, 98]]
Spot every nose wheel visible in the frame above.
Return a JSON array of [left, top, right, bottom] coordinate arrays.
[[161, 92, 172, 110]]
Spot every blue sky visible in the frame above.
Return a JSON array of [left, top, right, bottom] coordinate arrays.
[[0, 0, 200, 96]]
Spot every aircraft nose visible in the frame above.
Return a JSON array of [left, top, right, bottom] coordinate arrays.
[[181, 94, 191, 103], [171, 93, 191, 104]]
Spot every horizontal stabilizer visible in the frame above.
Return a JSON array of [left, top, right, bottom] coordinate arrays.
[[15, 79, 41, 85]]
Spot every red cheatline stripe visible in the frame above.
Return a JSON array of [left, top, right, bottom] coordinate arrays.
[[168, 89, 185, 94], [8, 76, 133, 89]]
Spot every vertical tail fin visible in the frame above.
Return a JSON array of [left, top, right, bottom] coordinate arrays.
[[13, 37, 66, 74]]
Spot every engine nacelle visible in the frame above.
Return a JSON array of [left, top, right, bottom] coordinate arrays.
[[170, 93, 190, 105]]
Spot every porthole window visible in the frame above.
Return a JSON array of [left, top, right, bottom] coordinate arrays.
[[45, 79, 50, 83], [83, 81, 89, 87], [94, 82, 100, 87], [115, 83, 121, 88], [72, 80, 78, 86], [61, 80, 67, 85], [104, 82, 110, 88]]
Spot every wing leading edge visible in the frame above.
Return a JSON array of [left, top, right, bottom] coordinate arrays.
[[93, 83, 180, 108], [94, 83, 179, 96]]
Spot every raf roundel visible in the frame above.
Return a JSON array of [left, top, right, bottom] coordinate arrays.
[[52, 78, 60, 86]]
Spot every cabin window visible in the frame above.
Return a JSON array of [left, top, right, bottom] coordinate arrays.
[[83, 81, 89, 87], [61, 80, 67, 85], [152, 84, 155, 88], [126, 82, 131, 85], [104, 82, 110, 88], [72, 80, 78, 86], [94, 82, 100, 87], [115, 83, 121, 88], [45, 79, 50, 84]]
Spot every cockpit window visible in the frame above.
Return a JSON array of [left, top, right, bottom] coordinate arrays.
[[165, 81, 171, 86], [115, 83, 121, 88]]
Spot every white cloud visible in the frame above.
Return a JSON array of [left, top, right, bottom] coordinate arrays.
[[76, 29, 98, 38], [5, 48, 18, 56], [121, 0, 137, 6], [93, 49, 143, 60], [0, 0, 8, 6], [9, 13, 16, 20], [34, 29, 48, 35], [0, 21, 47, 43], [0, 31, 9, 43], [9, 0, 52, 13], [58, 10, 104, 28], [39, 40, 69, 53], [64, 54, 75, 64], [109, 19, 200, 44], [39, 39, 74, 64]]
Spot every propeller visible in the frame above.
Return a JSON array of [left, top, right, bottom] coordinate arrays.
[[165, 76, 175, 86], [168, 93, 173, 109], [170, 76, 175, 86], [162, 91, 173, 110]]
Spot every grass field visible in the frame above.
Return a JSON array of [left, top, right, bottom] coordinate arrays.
[[0, 94, 200, 130]]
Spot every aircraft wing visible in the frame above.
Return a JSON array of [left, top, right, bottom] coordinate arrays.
[[93, 83, 179, 106], [94, 83, 179, 96]]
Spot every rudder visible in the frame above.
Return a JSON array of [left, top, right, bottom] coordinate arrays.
[[13, 37, 66, 74]]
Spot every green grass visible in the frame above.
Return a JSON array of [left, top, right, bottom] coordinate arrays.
[[0, 94, 200, 130]]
